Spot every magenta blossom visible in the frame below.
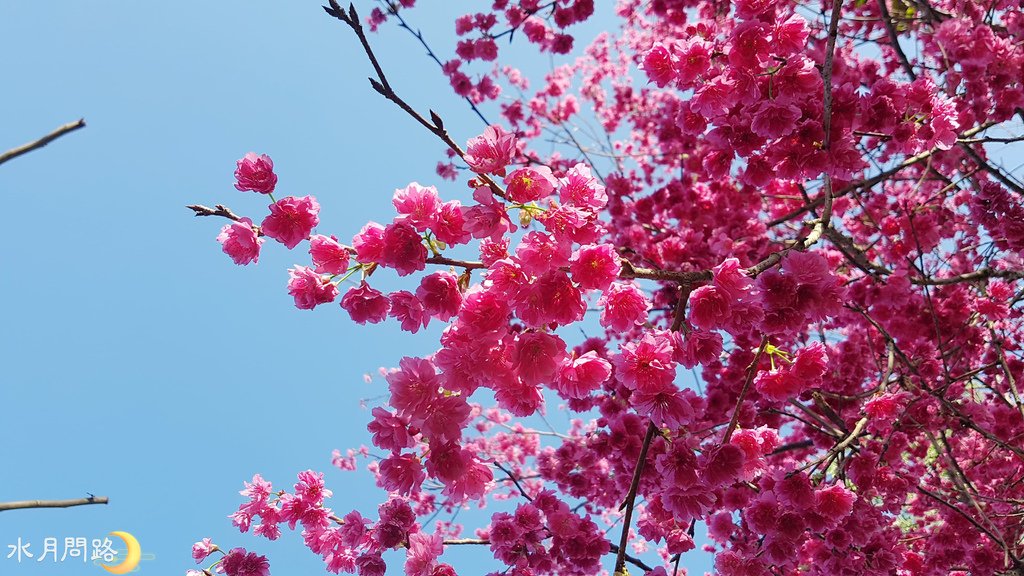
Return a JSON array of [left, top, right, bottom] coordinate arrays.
[[503, 165, 558, 203], [464, 125, 518, 176], [416, 271, 462, 321], [286, 266, 338, 310], [233, 152, 277, 194], [261, 195, 320, 249], [570, 243, 620, 291], [192, 538, 217, 563], [393, 182, 441, 232], [555, 351, 611, 398], [217, 218, 263, 265], [308, 234, 350, 275], [599, 282, 650, 332], [219, 548, 270, 576], [340, 282, 389, 324]]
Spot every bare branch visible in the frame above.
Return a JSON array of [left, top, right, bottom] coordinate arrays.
[[375, 0, 491, 126], [0, 119, 86, 167], [0, 496, 109, 512], [323, 2, 507, 199]]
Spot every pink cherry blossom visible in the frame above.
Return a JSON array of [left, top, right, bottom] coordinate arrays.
[[393, 182, 441, 232], [503, 166, 558, 203], [192, 538, 216, 563], [570, 243, 620, 291], [599, 282, 650, 332], [380, 222, 427, 277], [555, 351, 611, 398], [642, 43, 676, 88], [261, 195, 320, 249], [308, 234, 350, 275], [512, 331, 567, 386], [613, 331, 676, 392], [688, 285, 732, 331], [464, 125, 518, 176], [558, 163, 607, 210], [351, 222, 385, 263], [340, 282, 389, 324], [219, 548, 270, 576], [194, 3, 1024, 574], [415, 272, 462, 321], [234, 152, 277, 194], [286, 266, 338, 310], [388, 290, 429, 333], [217, 218, 263, 265], [515, 231, 571, 275], [432, 200, 471, 246]]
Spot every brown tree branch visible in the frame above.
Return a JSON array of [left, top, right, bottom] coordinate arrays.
[[0, 119, 86, 167], [876, 0, 917, 80], [323, 2, 507, 199], [187, 203, 249, 223], [376, 0, 491, 126], [960, 145, 1024, 197], [0, 496, 109, 512], [723, 335, 770, 444], [614, 421, 657, 575]]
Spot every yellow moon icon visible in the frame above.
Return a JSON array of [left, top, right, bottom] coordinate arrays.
[[102, 531, 141, 574]]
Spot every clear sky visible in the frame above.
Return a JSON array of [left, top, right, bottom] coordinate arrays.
[[0, 2, 714, 575]]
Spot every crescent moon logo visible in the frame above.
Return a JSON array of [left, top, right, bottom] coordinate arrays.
[[101, 531, 141, 574]]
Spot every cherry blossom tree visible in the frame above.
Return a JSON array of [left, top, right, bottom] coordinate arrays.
[[188, 0, 1024, 575]]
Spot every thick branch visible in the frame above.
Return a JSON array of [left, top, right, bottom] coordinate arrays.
[[0, 496, 109, 512], [0, 119, 86, 167], [804, 0, 844, 249]]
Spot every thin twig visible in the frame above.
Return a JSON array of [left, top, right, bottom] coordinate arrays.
[[376, 0, 491, 126], [493, 461, 534, 501], [723, 335, 770, 444], [804, 0, 844, 249], [960, 145, 1024, 197], [613, 421, 657, 575], [323, 2, 507, 199], [0, 496, 109, 512], [0, 119, 86, 167]]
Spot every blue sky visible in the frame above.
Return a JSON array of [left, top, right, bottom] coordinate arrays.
[[0, 2, 717, 575]]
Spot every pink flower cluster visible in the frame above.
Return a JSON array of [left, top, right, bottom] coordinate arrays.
[[203, 470, 462, 575], [488, 492, 608, 574], [753, 341, 829, 402]]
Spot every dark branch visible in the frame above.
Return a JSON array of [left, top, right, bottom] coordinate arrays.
[[614, 421, 658, 575]]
